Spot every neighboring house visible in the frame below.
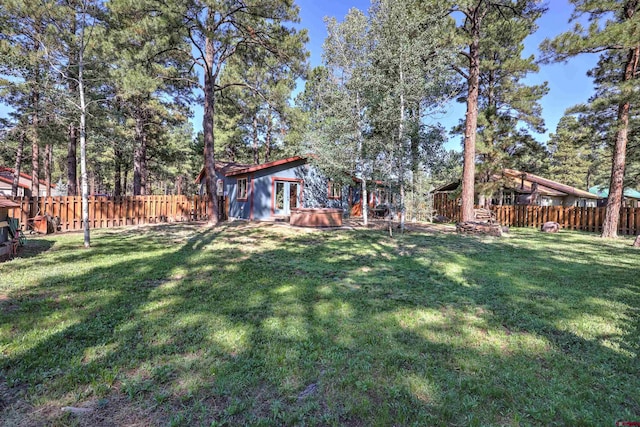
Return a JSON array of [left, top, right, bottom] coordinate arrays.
[[435, 168, 602, 208], [195, 156, 391, 221], [589, 186, 640, 208], [0, 167, 59, 197]]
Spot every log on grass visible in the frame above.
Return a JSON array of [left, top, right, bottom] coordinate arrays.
[[455, 221, 503, 237], [541, 221, 560, 233]]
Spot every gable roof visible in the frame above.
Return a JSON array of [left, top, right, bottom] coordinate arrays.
[[433, 169, 601, 199], [195, 156, 306, 183], [502, 169, 599, 199], [0, 167, 56, 189], [195, 161, 252, 184], [225, 156, 306, 176], [0, 196, 20, 208]]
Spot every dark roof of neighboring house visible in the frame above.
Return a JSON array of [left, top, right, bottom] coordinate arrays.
[[434, 169, 600, 199], [0, 167, 56, 188], [589, 185, 640, 200], [0, 196, 20, 208], [0, 175, 29, 189], [503, 169, 599, 199], [195, 156, 306, 183]]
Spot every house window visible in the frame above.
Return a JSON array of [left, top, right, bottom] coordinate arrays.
[[237, 177, 248, 201], [328, 181, 341, 199]]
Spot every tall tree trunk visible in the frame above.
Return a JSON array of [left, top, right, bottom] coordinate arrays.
[[252, 114, 260, 164], [265, 109, 273, 163], [44, 143, 52, 196], [461, 10, 482, 222], [398, 66, 406, 233], [123, 162, 129, 196], [114, 152, 122, 197], [78, 10, 90, 248], [31, 90, 40, 199], [89, 170, 95, 195], [133, 112, 148, 195], [176, 175, 183, 195], [12, 131, 25, 197], [67, 124, 78, 195], [601, 23, 639, 237], [356, 93, 367, 226], [409, 107, 420, 223], [203, 11, 219, 226]]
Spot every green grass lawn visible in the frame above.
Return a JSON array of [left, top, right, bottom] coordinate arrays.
[[1, 222, 639, 426]]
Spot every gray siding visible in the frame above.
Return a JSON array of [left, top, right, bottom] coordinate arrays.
[[226, 160, 349, 221]]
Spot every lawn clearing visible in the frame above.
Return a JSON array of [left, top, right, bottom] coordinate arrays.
[[1, 222, 639, 426]]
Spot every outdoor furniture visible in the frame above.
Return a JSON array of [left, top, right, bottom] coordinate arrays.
[[5, 217, 26, 256], [372, 204, 389, 218]]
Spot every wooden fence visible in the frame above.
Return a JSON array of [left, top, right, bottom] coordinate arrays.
[[433, 193, 640, 235], [6, 195, 210, 232]]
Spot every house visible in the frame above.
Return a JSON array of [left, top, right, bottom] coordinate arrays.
[[589, 186, 640, 208], [435, 169, 602, 208], [0, 167, 58, 197], [195, 156, 391, 221]]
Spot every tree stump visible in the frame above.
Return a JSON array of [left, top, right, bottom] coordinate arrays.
[[456, 221, 503, 237], [433, 215, 449, 224], [633, 235, 640, 248], [541, 221, 560, 233]]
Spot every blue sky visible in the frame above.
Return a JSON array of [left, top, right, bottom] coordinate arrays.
[[1, 1, 599, 153], [295, 0, 600, 151]]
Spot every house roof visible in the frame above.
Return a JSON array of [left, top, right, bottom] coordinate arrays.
[[0, 167, 56, 188], [195, 161, 252, 184], [195, 156, 306, 183], [502, 169, 599, 199], [433, 169, 601, 199], [589, 185, 640, 200], [0, 175, 29, 189], [225, 156, 306, 177], [0, 196, 20, 208]]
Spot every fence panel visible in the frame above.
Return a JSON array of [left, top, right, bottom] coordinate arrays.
[[433, 197, 640, 235], [6, 195, 210, 233]]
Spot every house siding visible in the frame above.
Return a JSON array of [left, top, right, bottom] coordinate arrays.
[[225, 160, 349, 221]]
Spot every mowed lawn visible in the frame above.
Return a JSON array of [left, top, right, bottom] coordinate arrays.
[[1, 222, 639, 426]]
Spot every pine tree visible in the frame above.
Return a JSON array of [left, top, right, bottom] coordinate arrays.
[[548, 115, 599, 189], [164, 1, 307, 225], [107, 0, 195, 196], [449, 0, 547, 220], [473, 6, 548, 204], [542, 0, 640, 238]]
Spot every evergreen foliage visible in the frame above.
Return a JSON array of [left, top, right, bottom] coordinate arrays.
[[542, 0, 640, 237]]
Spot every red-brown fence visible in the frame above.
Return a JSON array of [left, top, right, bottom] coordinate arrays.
[[6, 195, 210, 232], [433, 193, 640, 235]]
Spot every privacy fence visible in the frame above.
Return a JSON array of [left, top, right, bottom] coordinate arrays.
[[434, 193, 640, 235], [6, 195, 210, 232]]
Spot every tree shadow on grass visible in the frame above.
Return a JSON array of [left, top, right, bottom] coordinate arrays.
[[1, 224, 639, 425], [7, 238, 55, 261]]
